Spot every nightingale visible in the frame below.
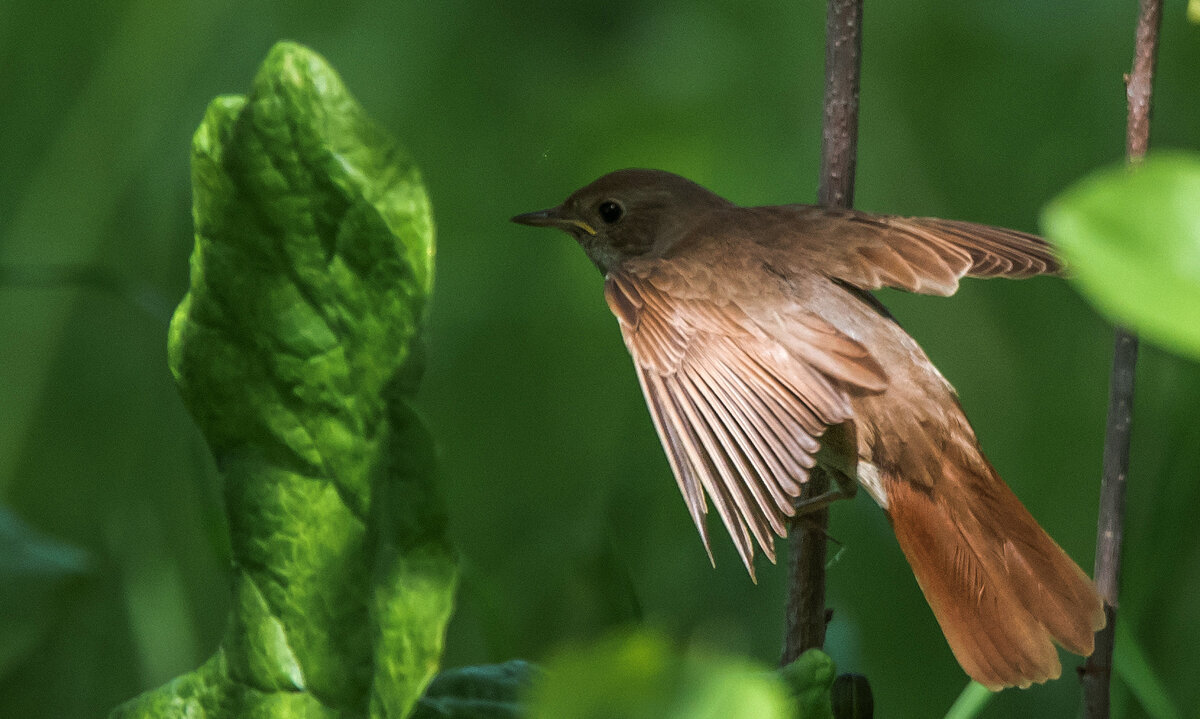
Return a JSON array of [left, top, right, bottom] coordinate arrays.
[[512, 169, 1104, 690]]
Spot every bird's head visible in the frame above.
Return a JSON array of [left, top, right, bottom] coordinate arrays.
[[512, 169, 731, 274]]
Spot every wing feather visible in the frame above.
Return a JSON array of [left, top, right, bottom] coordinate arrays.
[[672, 372, 778, 555], [765, 206, 1061, 296], [692, 352, 807, 503], [605, 262, 884, 575], [636, 366, 711, 555], [658, 373, 757, 568], [688, 357, 795, 519]]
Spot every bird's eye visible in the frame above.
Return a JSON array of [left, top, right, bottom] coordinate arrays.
[[597, 200, 624, 224]]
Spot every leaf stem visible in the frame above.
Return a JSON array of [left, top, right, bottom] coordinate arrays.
[[943, 681, 993, 719]]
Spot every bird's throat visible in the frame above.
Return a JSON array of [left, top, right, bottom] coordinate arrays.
[[578, 236, 621, 275]]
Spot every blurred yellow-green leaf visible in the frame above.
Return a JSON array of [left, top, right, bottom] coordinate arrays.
[[1041, 153, 1200, 360], [526, 631, 798, 719]]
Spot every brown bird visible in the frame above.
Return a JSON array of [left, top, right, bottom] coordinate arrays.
[[512, 169, 1104, 690]]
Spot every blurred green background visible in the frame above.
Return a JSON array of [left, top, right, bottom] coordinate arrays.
[[1, 2, 1198, 717]]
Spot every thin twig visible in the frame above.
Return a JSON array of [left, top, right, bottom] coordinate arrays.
[[782, 467, 832, 664], [781, 0, 863, 666], [1082, 327, 1139, 718], [1080, 0, 1160, 715], [1124, 0, 1161, 162], [817, 0, 863, 210]]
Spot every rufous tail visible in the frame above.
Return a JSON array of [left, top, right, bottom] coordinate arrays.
[[885, 455, 1106, 690]]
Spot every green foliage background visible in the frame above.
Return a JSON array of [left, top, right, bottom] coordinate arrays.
[[1, 3, 1197, 718]]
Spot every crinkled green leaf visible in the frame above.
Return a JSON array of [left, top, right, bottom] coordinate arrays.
[[110, 41, 453, 719], [525, 631, 796, 719], [1041, 152, 1200, 360], [410, 661, 539, 719]]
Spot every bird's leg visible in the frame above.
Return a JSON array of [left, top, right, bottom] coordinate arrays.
[[797, 421, 861, 518], [791, 467, 858, 517]]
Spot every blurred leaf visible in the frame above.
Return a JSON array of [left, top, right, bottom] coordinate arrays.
[[0, 507, 92, 678], [1116, 621, 1181, 719], [942, 681, 993, 719], [778, 649, 836, 719], [526, 631, 797, 719], [1041, 153, 1200, 360], [411, 661, 540, 719], [1189, 0, 1200, 24], [109, 41, 453, 718], [0, 505, 91, 585]]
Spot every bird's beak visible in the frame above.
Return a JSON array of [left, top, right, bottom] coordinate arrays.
[[511, 207, 597, 236]]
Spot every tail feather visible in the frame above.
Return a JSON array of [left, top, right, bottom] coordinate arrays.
[[885, 457, 1105, 690]]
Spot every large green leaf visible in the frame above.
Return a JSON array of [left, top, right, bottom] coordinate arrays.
[[109, 41, 454, 718], [1041, 153, 1200, 360]]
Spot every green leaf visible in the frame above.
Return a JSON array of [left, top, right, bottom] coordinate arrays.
[[410, 661, 540, 719], [778, 650, 836, 719], [0, 507, 92, 679], [525, 631, 797, 719], [1041, 152, 1200, 360], [109, 41, 453, 719], [1116, 621, 1181, 719]]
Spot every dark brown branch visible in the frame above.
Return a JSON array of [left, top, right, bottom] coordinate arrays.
[[1080, 0, 1159, 716], [782, 0, 863, 666], [1082, 329, 1139, 717], [782, 467, 833, 664], [817, 0, 863, 210]]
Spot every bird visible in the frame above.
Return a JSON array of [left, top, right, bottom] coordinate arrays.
[[511, 168, 1104, 690]]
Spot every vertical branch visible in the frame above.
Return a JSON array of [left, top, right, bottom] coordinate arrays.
[[782, 465, 833, 664], [1081, 0, 1159, 716], [1082, 329, 1138, 716], [1124, 0, 1161, 161], [782, 0, 863, 666], [817, 0, 864, 210]]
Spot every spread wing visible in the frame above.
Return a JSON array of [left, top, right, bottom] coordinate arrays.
[[605, 261, 887, 578], [768, 206, 1061, 296]]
